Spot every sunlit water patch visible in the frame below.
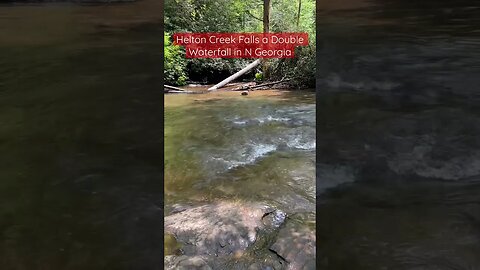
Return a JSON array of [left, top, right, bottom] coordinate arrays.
[[164, 92, 316, 218]]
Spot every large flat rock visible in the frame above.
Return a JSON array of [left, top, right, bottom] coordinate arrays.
[[164, 201, 286, 257]]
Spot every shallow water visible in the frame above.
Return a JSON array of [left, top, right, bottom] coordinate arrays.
[[0, 2, 163, 269], [164, 89, 316, 224], [163, 89, 316, 267], [317, 0, 480, 269]]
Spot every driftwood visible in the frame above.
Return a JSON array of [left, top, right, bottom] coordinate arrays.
[[208, 59, 261, 91], [164, 85, 197, 94], [165, 85, 186, 91], [232, 78, 291, 91], [166, 90, 192, 94]]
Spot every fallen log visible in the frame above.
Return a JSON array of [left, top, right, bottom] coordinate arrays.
[[208, 59, 261, 91], [164, 85, 199, 94], [164, 85, 187, 92], [166, 90, 193, 94], [232, 79, 291, 91]]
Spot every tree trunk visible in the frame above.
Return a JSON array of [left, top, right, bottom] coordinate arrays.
[[207, 59, 261, 91], [262, 0, 271, 80], [263, 0, 270, 33], [207, 1, 270, 92], [296, 0, 302, 28]]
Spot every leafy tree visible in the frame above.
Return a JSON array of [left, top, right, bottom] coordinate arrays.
[[164, 32, 188, 86], [164, 0, 316, 87]]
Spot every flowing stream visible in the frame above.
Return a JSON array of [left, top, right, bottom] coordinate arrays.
[[0, 2, 316, 269], [165, 90, 315, 213], [0, 2, 163, 269], [164, 89, 316, 266], [317, 0, 480, 269]]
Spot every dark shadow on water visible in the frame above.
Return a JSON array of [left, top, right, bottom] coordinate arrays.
[[317, 0, 480, 269], [0, 4, 163, 269]]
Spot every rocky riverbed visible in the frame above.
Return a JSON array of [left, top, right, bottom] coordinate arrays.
[[164, 201, 315, 270], [164, 91, 316, 269]]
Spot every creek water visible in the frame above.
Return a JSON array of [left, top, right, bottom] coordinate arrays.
[[164, 89, 316, 263], [165, 90, 315, 213], [0, 2, 316, 269], [0, 2, 163, 269], [317, 0, 480, 269]]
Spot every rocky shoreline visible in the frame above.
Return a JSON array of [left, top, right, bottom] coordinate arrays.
[[164, 201, 315, 270]]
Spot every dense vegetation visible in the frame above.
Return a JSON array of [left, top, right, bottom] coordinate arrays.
[[164, 32, 188, 86], [164, 0, 315, 88]]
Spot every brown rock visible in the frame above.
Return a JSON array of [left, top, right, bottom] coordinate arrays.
[[270, 222, 316, 270], [165, 201, 285, 257], [164, 255, 212, 270]]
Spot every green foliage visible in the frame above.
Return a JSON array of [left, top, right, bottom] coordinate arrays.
[[255, 72, 263, 81], [268, 0, 316, 88], [164, 32, 188, 86], [269, 43, 316, 88], [165, 0, 246, 33], [164, 0, 316, 87]]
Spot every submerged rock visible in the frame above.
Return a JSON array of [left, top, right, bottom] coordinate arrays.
[[164, 233, 183, 256], [164, 201, 286, 257], [165, 255, 212, 270], [167, 203, 190, 215], [262, 209, 287, 228]]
